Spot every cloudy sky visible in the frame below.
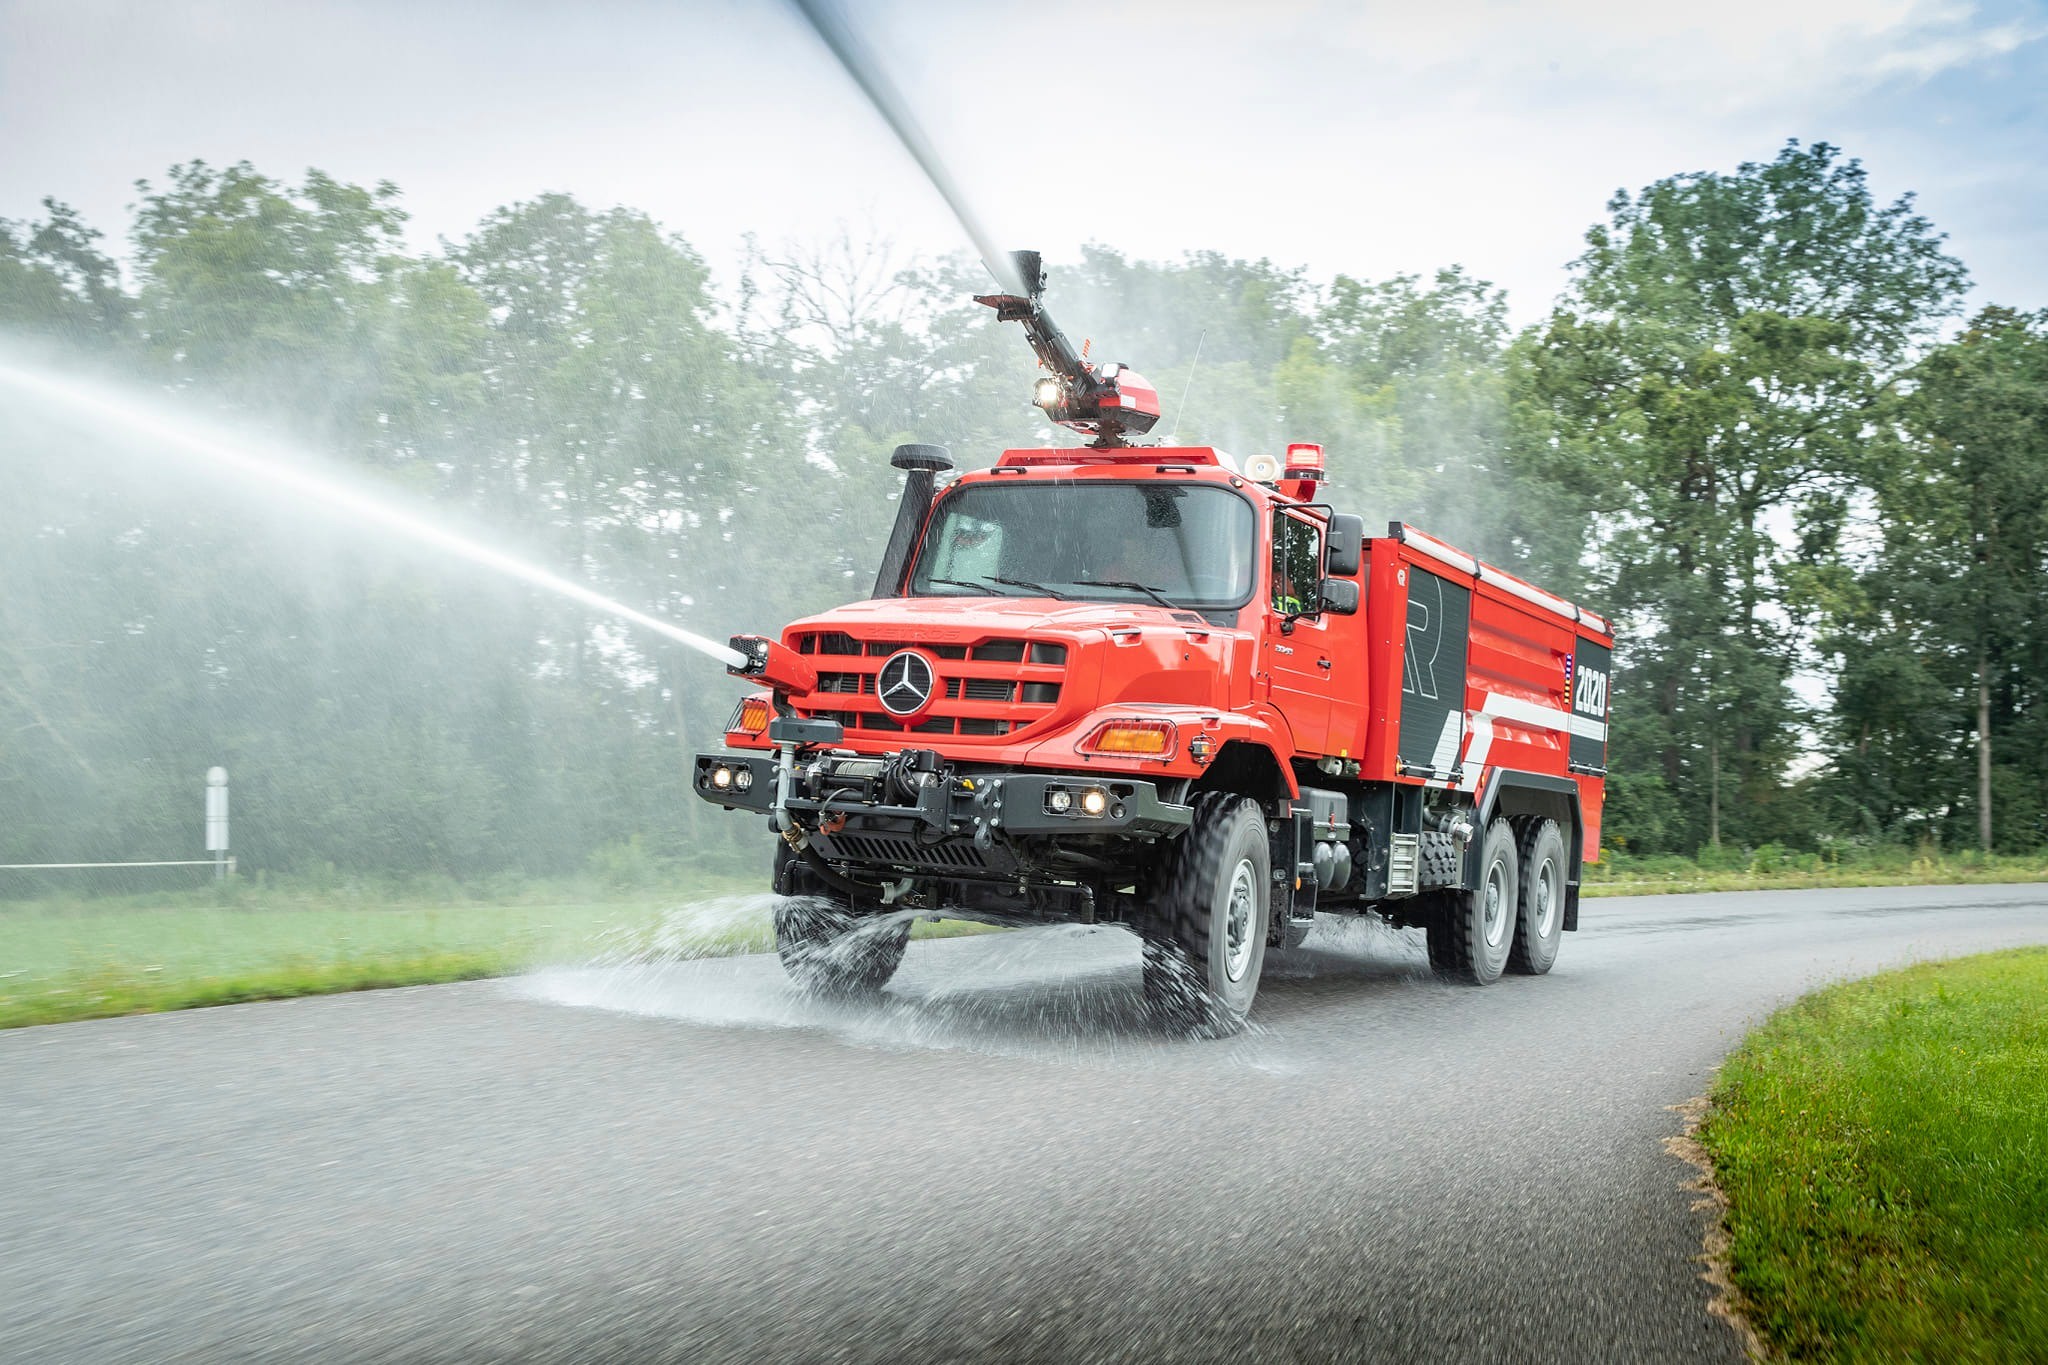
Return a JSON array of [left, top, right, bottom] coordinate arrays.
[[3, 0, 2043, 321]]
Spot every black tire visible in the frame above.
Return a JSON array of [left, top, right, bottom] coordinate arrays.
[[1508, 818, 1566, 975], [1137, 792, 1271, 1035], [1425, 817, 1517, 985], [770, 841, 910, 998], [1420, 892, 1461, 974]]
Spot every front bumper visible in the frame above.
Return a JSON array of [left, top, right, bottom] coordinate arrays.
[[692, 749, 1191, 878]]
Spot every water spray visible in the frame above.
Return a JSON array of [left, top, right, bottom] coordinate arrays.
[[785, 0, 1024, 296], [0, 361, 748, 672], [782, 2, 1157, 448]]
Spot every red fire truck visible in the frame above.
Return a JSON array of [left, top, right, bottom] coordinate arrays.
[[696, 254, 1612, 1031]]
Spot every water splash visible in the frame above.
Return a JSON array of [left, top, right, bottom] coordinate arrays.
[[0, 360, 747, 671], [517, 895, 1304, 1070]]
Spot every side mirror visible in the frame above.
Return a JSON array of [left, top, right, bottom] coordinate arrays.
[[1326, 513, 1365, 578], [1319, 578, 1360, 616]]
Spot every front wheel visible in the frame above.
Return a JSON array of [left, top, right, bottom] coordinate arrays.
[[1137, 793, 1271, 1035], [771, 842, 910, 998]]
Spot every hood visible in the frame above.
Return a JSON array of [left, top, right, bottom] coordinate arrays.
[[771, 594, 1243, 745], [784, 595, 1213, 641]]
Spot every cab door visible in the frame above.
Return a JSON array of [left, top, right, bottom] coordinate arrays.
[[1262, 509, 1334, 756]]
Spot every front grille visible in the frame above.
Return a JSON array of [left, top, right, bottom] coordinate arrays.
[[788, 629, 1066, 743], [863, 640, 968, 659], [849, 713, 1008, 737]]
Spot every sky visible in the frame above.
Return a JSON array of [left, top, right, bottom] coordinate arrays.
[[2, 0, 2044, 324]]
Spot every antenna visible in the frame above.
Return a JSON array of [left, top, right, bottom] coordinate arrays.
[[1166, 329, 1208, 443]]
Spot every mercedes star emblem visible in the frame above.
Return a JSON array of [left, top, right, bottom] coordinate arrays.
[[877, 650, 936, 717]]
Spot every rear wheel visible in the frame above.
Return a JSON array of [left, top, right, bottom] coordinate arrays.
[[1137, 793, 1270, 1035], [1508, 818, 1566, 975], [771, 841, 910, 998], [1425, 817, 1517, 985]]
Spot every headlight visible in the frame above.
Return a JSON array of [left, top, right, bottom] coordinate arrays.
[[712, 766, 733, 790], [1033, 377, 1062, 410], [1080, 787, 1108, 817], [733, 767, 753, 792], [1047, 788, 1073, 814]]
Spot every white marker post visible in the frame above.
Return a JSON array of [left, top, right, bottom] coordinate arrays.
[[205, 767, 229, 880]]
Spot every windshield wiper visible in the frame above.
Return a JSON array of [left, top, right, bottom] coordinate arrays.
[[987, 574, 1071, 600], [1073, 579, 1184, 609], [924, 577, 1019, 596]]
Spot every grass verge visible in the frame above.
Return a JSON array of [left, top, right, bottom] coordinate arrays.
[[1583, 849, 2048, 897], [9, 852, 2047, 1031], [0, 879, 989, 1030], [1701, 947, 2048, 1361]]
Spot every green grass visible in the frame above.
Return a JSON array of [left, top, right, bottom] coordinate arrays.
[[9, 847, 2047, 1032], [0, 876, 988, 1030], [1701, 948, 2048, 1361], [1584, 847, 2048, 897]]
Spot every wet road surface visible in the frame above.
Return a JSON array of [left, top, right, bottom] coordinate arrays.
[[5, 883, 2046, 1363]]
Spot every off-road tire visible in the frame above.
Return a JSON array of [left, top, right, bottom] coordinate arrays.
[[1425, 817, 1517, 985], [1507, 818, 1566, 976], [770, 841, 910, 998], [1137, 792, 1270, 1035], [1420, 892, 1461, 973]]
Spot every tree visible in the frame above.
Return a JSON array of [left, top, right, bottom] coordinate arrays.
[[0, 198, 128, 349], [1519, 141, 1968, 852], [456, 194, 809, 864], [1826, 308, 2048, 850]]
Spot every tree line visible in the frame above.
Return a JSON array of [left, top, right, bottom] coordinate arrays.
[[1, 140, 2042, 886]]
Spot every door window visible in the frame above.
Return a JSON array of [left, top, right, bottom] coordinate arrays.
[[1271, 513, 1323, 614]]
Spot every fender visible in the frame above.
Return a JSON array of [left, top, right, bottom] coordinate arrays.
[[1462, 768, 1584, 931], [1020, 703, 1299, 802]]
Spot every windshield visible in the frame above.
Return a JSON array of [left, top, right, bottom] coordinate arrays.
[[907, 481, 1256, 610]]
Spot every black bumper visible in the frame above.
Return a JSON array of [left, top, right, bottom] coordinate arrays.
[[691, 750, 1190, 877], [692, 753, 777, 813]]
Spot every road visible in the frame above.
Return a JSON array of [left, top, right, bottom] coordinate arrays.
[[4, 883, 2046, 1363]]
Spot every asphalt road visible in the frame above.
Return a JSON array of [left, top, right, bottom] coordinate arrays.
[[5, 883, 2047, 1364]]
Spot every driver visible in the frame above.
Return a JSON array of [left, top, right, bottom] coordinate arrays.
[[1272, 550, 1309, 615]]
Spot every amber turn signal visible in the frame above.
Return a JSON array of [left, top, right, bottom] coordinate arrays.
[[1080, 720, 1176, 758]]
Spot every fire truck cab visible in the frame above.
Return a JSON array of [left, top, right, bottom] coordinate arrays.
[[696, 437, 1613, 1033]]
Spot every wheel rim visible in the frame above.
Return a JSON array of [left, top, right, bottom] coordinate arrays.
[[1224, 857, 1258, 982], [1534, 856, 1559, 937], [1483, 858, 1510, 949]]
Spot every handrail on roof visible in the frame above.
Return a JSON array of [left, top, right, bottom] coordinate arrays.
[[994, 445, 1224, 468], [1388, 522, 1612, 636]]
